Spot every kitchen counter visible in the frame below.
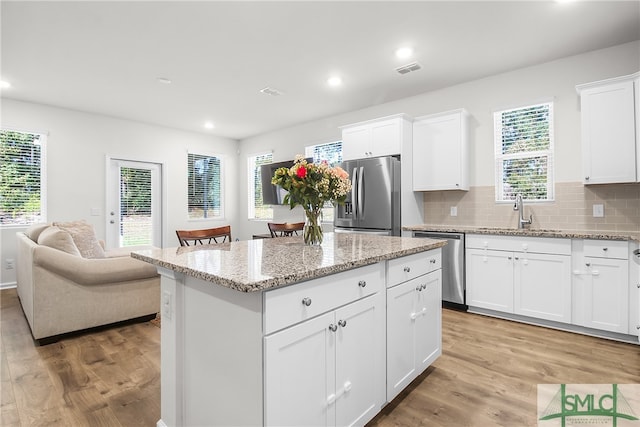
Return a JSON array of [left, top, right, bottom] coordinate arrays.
[[131, 232, 445, 292], [404, 224, 640, 242], [134, 232, 445, 427]]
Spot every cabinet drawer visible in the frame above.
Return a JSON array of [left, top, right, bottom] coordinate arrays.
[[387, 250, 441, 288], [466, 234, 570, 255], [584, 239, 628, 259], [264, 263, 383, 334]]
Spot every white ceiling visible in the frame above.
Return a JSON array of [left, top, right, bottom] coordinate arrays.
[[2, 1, 639, 140]]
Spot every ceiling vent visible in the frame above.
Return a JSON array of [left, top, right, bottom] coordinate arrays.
[[260, 86, 284, 96], [395, 62, 422, 75]]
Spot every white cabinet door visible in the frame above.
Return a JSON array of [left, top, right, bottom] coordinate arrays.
[[582, 257, 629, 333], [342, 125, 371, 161], [416, 270, 442, 371], [370, 119, 401, 158], [386, 271, 441, 401], [386, 278, 419, 400], [579, 79, 636, 184], [413, 110, 468, 191], [514, 253, 572, 323], [334, 296, 384, 427], [264, 311, 334, 427], [466, 249, 514, 313]]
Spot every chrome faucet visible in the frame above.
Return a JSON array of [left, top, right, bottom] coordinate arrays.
[[514, 194, 533, 229]]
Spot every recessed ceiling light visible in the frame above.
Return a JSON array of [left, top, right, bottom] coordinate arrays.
[[260, 86, 284, 96], [204, 122, 215, 129], [0, 80, 11, 89], [327, 76, 342, 87], [156, 77, 172, 84], [395, 47, 414, 59]]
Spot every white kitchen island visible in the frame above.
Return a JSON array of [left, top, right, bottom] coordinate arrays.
[[132, 233, 445, 427]]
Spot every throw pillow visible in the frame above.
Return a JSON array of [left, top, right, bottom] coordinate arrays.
[[25, 223, 50, 242], [53, 220, 106, 259], [38, 226, 82, 256]]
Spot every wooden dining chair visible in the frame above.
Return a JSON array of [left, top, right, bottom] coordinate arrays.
[[267, 222, 305, 238], [175, 225, 232, 246]]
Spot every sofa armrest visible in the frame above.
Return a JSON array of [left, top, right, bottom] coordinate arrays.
[[32, 245, 158, 286]]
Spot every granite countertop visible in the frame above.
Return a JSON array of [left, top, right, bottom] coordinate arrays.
[[404, 224, 640, 242], [131, 233, 446, 293]]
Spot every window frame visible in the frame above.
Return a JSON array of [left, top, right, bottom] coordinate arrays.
[[187, 150, 224, 221], [0, 128, 48, 227], [493, 101, 555, 203], [247, 152, 274, 221]]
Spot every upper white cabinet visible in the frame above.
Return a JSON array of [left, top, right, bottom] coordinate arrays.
[[576, 72, 639, 184], [412, 109, 469, 191], [341, 114, 411, 161]]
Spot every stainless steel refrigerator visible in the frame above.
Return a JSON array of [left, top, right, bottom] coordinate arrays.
[[334, 156, 401, 236]]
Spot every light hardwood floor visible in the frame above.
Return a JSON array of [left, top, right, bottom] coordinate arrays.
[[1, 287, 638, 426]]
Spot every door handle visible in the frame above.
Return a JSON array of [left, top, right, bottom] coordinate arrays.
[[357, 166, 364, 218], [351, 168, 358, 219]]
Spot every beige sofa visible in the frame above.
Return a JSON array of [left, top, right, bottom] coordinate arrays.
[[16, 221, 160, 344]]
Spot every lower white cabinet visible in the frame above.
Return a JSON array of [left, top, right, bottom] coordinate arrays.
[[466, 235, 572, 323], [386, 270, 441, 401], [466, 248, 514, 313], [264, 294, 384, 427], [572, 240, 630, 334]]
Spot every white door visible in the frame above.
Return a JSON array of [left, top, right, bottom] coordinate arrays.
[[107, 159, 162, 249], [416, 270, 442, 370], [584, 257, 629, 333]]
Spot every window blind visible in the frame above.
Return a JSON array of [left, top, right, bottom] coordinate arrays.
[[188, 153, 223, 219], [119, 166, 153, 245], [305, 140, 344, 221], [494, 102, 554, 202], [248, 152, 273, 220], [0, 129, 46, 225]]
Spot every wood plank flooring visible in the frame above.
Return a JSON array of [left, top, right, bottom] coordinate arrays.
[[2, 287, 638, 426]]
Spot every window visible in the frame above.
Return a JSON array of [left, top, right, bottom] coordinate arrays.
[[0, 129, 47, 226], [248, 152, 273, 220], [305, 140, 343, 222], [188, 152, 223, 219], [494, 102, 554, 202]]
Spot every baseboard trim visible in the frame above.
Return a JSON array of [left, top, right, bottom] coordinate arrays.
[[0, 282, 17, 290], [157, 419, 168, 427], [468, 306, 639, 345]]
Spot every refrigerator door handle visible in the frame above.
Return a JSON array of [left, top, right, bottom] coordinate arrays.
[[358, 166, 365, 219], [351, 167, 358, 219]]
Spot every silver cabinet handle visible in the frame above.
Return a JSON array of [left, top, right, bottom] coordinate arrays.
[[302, 297, 312, 306], [358, 280, 366, 288], [585, 263, 591, 267], [602, 247, 608, 252], [585, 176, 590, 181], [430, 259, 436, 264], [328, 324, 338, 332], [514, 256, 519, 260], [415, 285, 422, 291], [403, 266, 411, 273], [338, 320, 347, 328]]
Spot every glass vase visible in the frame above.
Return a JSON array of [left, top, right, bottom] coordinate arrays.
[[303, 207, 323, 245]]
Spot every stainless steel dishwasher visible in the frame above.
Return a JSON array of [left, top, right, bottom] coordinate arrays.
[[413, 231, 466, 310]]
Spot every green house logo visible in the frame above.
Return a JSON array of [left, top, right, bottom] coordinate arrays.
[[539, 384, 639, 427]]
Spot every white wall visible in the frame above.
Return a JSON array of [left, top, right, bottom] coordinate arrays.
[[1, 100, 239, 287], [238, 41, 640, 239]]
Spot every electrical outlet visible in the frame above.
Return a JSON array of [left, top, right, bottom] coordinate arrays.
[[162, 291, 172, 320], [5, 259, 14, 270], [593, 204, 604, 218], [450, 206, 458, 217]]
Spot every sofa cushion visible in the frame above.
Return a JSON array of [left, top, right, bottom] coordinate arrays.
[[38, 226, 82, 256], [53, 220, 106, 259], [25, 223, 50, 242]]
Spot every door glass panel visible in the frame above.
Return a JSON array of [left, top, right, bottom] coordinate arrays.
[[119, 166, 153, 246]]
